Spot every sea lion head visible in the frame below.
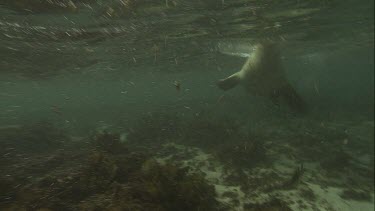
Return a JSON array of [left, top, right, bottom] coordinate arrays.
[[254, 40, 281, 60]]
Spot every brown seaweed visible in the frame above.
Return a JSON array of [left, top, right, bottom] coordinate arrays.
[[0, 148, 219, 211]]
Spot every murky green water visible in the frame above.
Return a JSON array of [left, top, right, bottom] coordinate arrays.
[[0, 0, 374, 210]]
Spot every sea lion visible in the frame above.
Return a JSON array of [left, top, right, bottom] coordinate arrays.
[[217, 41, 307, 113]]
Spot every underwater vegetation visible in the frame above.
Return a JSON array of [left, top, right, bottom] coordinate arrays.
[[0, 126, 219, 211], [139, 112, 373, 209], [0, 112, 373, 210]]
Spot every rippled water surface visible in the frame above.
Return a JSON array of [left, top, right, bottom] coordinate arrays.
[[1, 0, 373, 77]]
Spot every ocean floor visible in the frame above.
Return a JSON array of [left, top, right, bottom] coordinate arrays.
[[157, 142, 374, 211], [0, 113, 373, 210]]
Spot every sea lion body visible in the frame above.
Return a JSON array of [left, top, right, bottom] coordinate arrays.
[[217, 42, 307, 113]]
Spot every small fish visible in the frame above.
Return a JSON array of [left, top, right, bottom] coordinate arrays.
[[173, 81, 181, 91]]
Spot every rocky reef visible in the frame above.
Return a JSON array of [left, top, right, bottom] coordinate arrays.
[[0, 125, 219, 211], [0, 112, 373, 210]]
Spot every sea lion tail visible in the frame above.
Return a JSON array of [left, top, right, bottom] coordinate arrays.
[[217, 72, 241, 91], [280, 83, 308, 113]]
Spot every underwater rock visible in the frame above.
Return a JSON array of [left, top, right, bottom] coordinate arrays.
[[130, 160, 219, 211], [0, 147, 219, 210]]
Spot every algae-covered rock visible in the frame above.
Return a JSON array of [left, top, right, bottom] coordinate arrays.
[[131, 159, 219, 211]]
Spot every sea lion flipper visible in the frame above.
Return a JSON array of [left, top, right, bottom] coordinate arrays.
[[217, 72, 241, 91], [278, 83, 308, 113]]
